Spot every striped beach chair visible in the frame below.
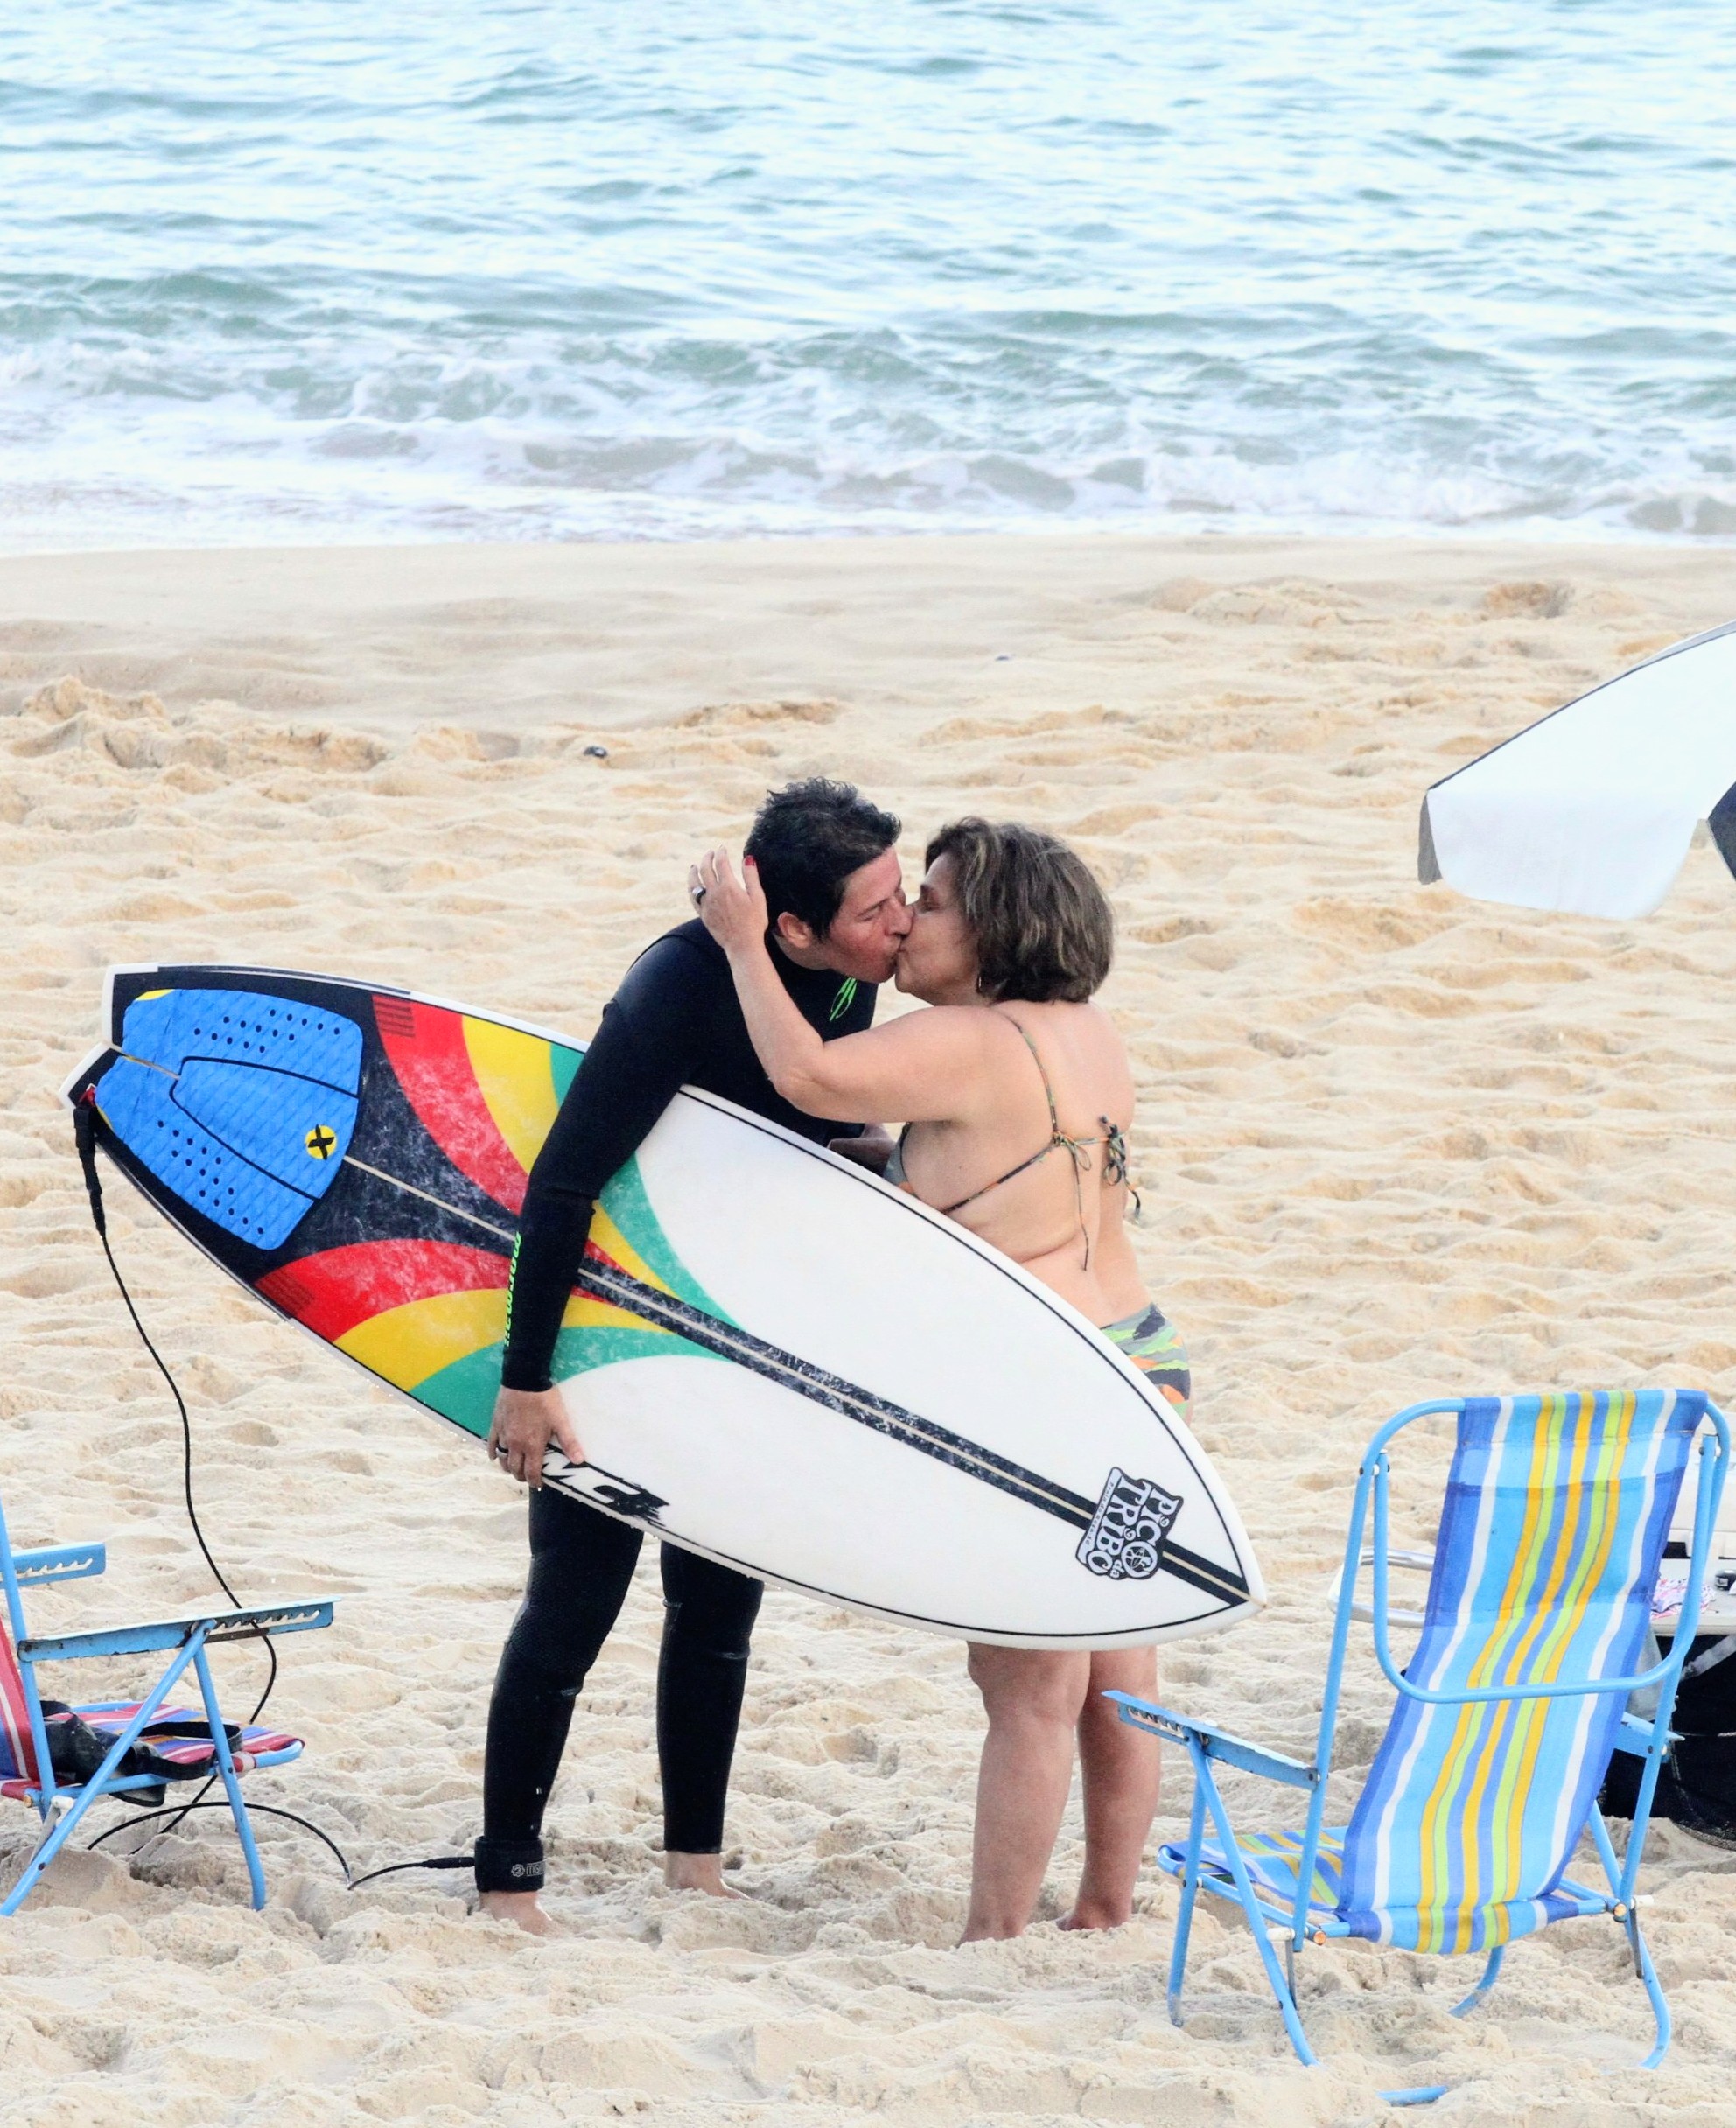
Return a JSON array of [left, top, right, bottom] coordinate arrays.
[[1110, 1390, 1729, 2105], [1, 1487, 333, 1916]]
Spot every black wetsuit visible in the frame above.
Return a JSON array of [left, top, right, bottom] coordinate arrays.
[[474, 920, 873, 1895]]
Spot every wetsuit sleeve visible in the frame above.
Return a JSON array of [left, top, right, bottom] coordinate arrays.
[[500, 939, 710, 1392]]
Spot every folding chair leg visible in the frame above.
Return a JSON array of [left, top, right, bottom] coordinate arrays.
[[1587, 1802, 1673, 2069], [1, 1639, 203, 1918], [1631, 1914, 1671, 2071], [191, 1643, 267, 1910], [1186, 1741, 1320, 2068], [0, 1803, 74, 1920], [1167, 1778, 1208, 2027], [1450, 1946, 1504, 2016]]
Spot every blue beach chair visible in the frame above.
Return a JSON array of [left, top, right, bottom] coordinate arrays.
[[1111, 1389, 1728, 2105], [1, 1488, 333, 1916]]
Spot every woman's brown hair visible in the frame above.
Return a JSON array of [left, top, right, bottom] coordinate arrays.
[[924, 818, 1114, 1003]]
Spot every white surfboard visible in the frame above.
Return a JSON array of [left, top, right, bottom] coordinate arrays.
[[66, 965, 1264, 1648]]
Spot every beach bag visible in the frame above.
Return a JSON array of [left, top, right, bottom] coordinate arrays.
[[1600, 1634, 1736, 1844]]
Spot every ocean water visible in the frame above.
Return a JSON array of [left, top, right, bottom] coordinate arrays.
[[4, 1, 1736, 549]]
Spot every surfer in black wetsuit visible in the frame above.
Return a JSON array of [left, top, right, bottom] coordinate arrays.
[[476, 778, 908, 1931]]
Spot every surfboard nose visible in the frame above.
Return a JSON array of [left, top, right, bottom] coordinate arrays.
[[98, 987, 364, 1249]]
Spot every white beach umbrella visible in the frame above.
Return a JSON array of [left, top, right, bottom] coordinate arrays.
[[1418, 619, 1736, 919]]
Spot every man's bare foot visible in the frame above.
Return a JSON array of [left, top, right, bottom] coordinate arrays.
[[662, 1851, 745, 1898], [478, 1889, 559, 1936]]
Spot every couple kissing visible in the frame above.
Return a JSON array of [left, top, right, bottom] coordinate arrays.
[[482, 777, 1187, 1941]]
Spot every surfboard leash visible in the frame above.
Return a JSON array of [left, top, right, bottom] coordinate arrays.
[[73, 1087, 279, 1853], [73, 1093, 477, 1892], [74, 1090, 264, 1633], [85, 1796, 476, 1891]]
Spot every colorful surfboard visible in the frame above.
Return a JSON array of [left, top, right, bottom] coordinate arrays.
[[63, 966, 1264, 1648]]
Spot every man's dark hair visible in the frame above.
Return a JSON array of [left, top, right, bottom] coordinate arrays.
[[925, 818, 1114, 1003], [745, 778, 901, 935]]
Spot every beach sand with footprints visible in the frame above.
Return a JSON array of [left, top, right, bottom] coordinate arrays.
[[4, 532, 1736, 2124]]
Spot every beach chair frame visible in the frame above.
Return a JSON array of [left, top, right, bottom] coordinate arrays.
[[1110, 1391, 1729, 2107], [0, 1489, 333, 1916]]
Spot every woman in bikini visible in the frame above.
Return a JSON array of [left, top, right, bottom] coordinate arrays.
[[689, 816, 1188, 1941]]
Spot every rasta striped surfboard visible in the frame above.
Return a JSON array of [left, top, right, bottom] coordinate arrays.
[[63, 965, 1264, 1648]]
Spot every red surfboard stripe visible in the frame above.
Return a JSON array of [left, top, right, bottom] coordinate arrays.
[[259, 1239, 509, 1344], [372, 996, 529, 1213]]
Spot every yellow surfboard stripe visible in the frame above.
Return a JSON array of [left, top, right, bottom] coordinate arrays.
[[560, 1292, 659, 1336], [462, 1016, 562, 1180], [338, 1285, 510, 1389], [333, 1269, 675, 1396], [586, 1203, 673, 1298]]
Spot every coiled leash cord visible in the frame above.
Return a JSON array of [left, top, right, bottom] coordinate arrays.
[[73, 1092, 472, 1891]]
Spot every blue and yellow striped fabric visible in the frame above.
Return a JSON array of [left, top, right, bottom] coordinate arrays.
[[1170, 1821, 1611, 1932], [1175, 1826, 1348, 1911], [1334, 1390, 1699, 1954]]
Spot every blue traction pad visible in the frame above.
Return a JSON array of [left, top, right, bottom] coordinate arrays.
[[99, 987, 363, 1249]]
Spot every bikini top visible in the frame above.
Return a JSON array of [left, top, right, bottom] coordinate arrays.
[[885, 1013, 1135, 1264]]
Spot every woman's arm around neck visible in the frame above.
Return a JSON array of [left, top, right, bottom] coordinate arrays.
[[694, 847, 989, 1124]]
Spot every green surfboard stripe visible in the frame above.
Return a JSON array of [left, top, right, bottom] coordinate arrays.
[[550, 1042, 582, 1108], [505, 1029, 731, 1329], [407, 1318, 722, 1440], [552, 1320, 722, 1382], [596, 1157, 734, 1324], [414, 1342, 508, 1438]]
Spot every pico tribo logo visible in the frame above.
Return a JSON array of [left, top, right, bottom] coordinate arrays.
[[304, 1124, 339, 1160], [1078, 1467, 1182, 1581]]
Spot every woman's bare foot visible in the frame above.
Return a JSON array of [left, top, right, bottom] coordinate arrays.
[[1058, 1900, 1130, 1932], [478, 1889, 558, 1936], [662, 1851, 745, 1898]]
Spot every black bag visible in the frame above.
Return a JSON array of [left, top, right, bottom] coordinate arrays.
[[1599, 1634, 1736, 1844]]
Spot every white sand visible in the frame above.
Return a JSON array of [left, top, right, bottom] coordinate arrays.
[[4, 534, 1736, 2125]]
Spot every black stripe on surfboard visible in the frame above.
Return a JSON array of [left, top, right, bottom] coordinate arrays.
[[576, 1261, 1250, 1606], [331, 1155, 1250, 1606], [576, 1261, 1096, 1528], [1138, 1544, 1250, 1607]]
